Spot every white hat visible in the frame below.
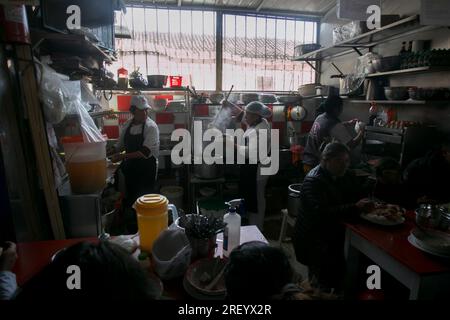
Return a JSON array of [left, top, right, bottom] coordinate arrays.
[[245, 101, 272, 118], [130, 95, 150, 110]]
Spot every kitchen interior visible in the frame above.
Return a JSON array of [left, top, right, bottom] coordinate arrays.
[[1, 0, 450, 302]]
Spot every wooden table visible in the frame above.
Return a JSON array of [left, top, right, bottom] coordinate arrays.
[[13, 225, 267, 299], [345, 212, 450, 299]]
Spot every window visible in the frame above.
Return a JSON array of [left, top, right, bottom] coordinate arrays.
[[110, 6, 217, 90], [223, 14, 317, 91], [111, 6, 318, 91]]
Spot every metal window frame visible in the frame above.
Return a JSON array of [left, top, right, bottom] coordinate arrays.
[[120, 4, 319, 91]]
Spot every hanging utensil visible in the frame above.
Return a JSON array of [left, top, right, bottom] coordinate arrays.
[[211, 85, 234, 130]]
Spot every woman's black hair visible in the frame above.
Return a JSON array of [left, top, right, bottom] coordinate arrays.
[[129, 105, 137, 113], [323, 95, 343, 115], [224, 241, 293, 300], [16, 241, 160, 301], [321, 142, 350, 161]]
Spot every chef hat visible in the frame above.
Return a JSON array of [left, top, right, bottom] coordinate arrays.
[[130, 95, 151, 111]]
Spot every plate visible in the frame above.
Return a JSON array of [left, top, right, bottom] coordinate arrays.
[[50, 247, 67, 262], [360, 213, 405, 226], [411, 228, 450, 255], [408, 234, 450, 259], [183, 276, 226, 300]]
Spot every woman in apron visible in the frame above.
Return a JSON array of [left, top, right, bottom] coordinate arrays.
[[109, 95, 160, 208], [235, 102, 272, 231]]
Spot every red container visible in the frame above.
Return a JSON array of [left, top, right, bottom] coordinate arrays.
[[169, 76, 183, 88], [0, 5, 30, 44], [117, 95, 132, 111], [103, 126, 119, 139]]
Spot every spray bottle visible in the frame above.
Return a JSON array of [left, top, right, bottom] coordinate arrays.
[[223, 199, 242, 257]]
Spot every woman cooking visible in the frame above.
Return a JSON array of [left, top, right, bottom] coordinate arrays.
[[108, 95, 160, 209], [234, 101, 272, 231]]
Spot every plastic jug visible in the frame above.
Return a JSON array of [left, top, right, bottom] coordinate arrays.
[[133, 194, 178, 253], [61, 136, 107, 194]]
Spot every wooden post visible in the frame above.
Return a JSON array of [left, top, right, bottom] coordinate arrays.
[[15, 45, 66, 240]]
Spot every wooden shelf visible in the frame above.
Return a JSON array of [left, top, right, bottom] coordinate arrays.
[[293, 15, 438, 61], [366, 66, 450, 78]]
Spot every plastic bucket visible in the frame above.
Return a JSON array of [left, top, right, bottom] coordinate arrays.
[[169, 76, 183, 88], [61, 136, 107, 194]]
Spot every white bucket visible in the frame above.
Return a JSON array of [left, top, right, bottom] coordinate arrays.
[[160, 186, 184, 211]]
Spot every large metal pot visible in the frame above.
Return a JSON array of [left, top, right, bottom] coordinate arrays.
[[193, 155, 223, 179], [194, 164, 222, 179], [287, 183, 302, 217]]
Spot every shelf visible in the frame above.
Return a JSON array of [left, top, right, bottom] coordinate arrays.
[[366, 66, 450, 78], [293, 15, 438, 61], [94, 87, 189, 93], [36, 32, 115, 63], [350, 100, 425, 105], [349, 100, 450, 105], [89, 109, 114, 118]]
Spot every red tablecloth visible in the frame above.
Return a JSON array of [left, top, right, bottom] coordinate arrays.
[[345, 211, 450, 275]]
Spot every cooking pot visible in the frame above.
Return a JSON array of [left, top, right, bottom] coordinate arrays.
[[288, 184, 302, 217]]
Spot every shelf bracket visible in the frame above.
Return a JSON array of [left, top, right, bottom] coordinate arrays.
[[352, 47, 363, 56], [305, 60, 320, 73]]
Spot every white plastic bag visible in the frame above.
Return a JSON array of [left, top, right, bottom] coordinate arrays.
[[37, 59, 104, 143], [37, 61, 70, 124], [151, 228, 192, 280]]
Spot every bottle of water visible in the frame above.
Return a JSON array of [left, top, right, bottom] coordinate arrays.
[[223, 206, 241, 257]]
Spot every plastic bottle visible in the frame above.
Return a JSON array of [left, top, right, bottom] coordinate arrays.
[[223, 206, 241, 257]]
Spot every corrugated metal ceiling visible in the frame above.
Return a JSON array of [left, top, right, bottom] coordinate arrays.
[[131, 0, 337, 16]]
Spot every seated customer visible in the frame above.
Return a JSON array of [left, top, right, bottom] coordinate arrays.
[[293, 142, 374, 292], [404, 139, 450, 205], [0, 242, 18, 300], [16, 241, 160, 301], [224, 241, 305, 300], [373, 158, 411, 208]]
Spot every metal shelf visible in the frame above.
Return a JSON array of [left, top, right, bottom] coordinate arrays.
[[94, 87, 189, 93], [293, 15, 437, 62], [349, 100, 427, 105], [366, 66, 450, 78], [350, 99, 450, 105]]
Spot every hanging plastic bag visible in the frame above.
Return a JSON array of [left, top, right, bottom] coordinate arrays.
[[36, 60, 70, 124], [36, 59, 105, 143]]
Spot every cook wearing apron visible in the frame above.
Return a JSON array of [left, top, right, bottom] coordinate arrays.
[[235, 102, 272, 231], [109, 95, 160, 207]]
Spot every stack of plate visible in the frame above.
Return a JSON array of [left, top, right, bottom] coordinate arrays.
[[408, 228, 450, 258]]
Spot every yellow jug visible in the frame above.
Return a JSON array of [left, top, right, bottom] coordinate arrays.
[[133, 194, 178, 253]]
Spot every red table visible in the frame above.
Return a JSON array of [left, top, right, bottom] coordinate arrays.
[[345, 212, 450, 299]]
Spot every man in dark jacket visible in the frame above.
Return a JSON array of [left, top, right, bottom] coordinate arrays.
[[293, 142, 373, 291], [404, 139, 450, 205]]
